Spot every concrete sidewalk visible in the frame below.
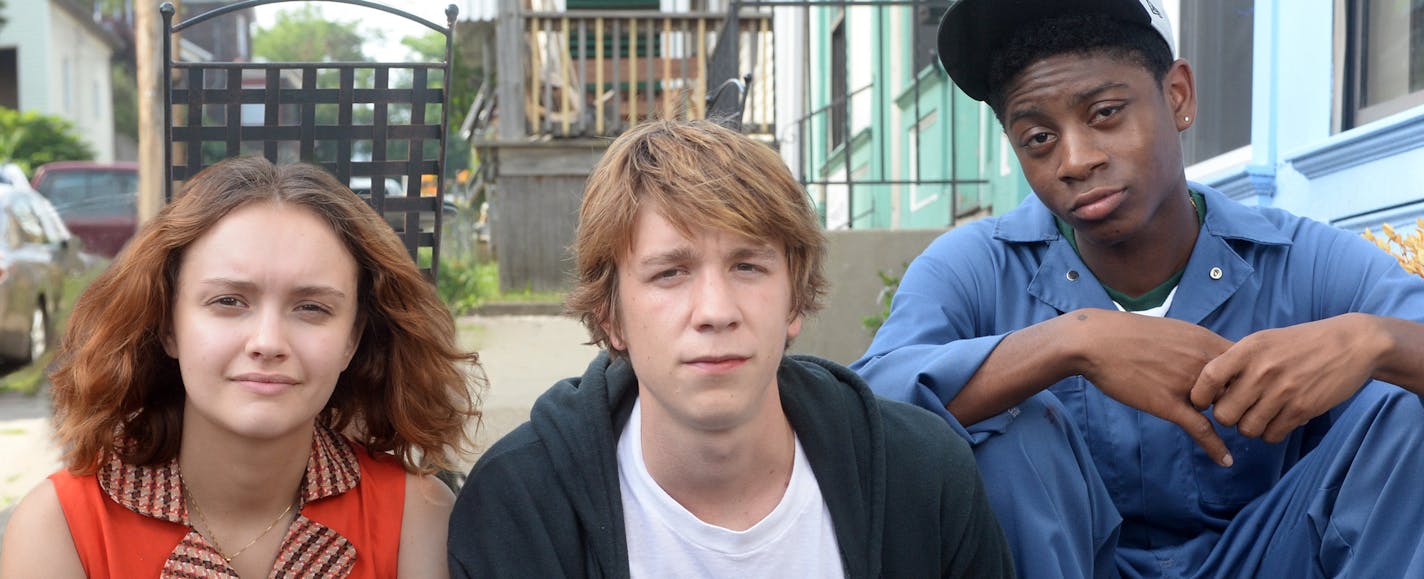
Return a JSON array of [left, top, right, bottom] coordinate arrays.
[[0, 314, 596, 545], [0, 388, 63, 537], [455, 314, 601, 467]]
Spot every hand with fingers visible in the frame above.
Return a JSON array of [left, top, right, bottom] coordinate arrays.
[[1190, 314, 1382, 445], [1075, 310, 1237, 467]]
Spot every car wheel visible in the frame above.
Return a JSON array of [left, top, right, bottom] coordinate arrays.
[[26, 305, 49, 364]]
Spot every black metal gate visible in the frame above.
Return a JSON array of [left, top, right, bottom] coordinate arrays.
[[162, 0, 456, 278]]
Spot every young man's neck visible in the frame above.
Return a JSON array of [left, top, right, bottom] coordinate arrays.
[[639, 392, 797, 531], [1077, 188, 1201, 297]]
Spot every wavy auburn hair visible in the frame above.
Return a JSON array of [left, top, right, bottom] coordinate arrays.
[[565, 119, 828, 356], [50, 156, 481, 474]]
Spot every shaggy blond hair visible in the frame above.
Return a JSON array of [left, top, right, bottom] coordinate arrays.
[[565, 120, 828, 355]]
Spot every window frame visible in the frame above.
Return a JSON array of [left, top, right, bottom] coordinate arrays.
[[1337, 0, 1424, 130]]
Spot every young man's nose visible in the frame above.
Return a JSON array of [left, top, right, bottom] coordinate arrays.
[[1057, 129, 1108, 182], [691, 271, 742, 332]]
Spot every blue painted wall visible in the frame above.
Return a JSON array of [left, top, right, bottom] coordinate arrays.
[[1198, 0, 1424, 235]]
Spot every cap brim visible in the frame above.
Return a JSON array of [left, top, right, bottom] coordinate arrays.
[[937, 0, 1156, 102]]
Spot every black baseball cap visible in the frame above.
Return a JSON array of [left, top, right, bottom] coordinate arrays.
[[936, 0, 1176, 101]]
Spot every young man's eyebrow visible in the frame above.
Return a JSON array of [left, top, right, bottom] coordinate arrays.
[[1070, 81, 1130, 107], [1007, 106, 1045, 127], [728, 246, 779, 261], [1006, 81, 1132, 126], [636, 246, 695, 268]]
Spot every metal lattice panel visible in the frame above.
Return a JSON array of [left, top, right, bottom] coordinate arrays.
[[162, 0, 457, 278]]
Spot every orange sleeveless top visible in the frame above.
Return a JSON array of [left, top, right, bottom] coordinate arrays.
[[50, 427, 407, 578]]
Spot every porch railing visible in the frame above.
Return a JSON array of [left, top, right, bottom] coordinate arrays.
[[505, 9, 774, 139]]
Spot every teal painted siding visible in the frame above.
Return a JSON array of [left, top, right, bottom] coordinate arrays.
[[800, 3, 1031, 230]]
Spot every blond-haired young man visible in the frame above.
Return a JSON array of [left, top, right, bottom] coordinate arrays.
[[449, 120, 1012, 578]]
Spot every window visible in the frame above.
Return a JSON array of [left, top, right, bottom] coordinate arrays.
[[913, 1, 948, 75], [1178, 1, 1254, 166], [1343, 0, 1424, 127], [830, 15, 847, 150], [908, 112, 940, 212]]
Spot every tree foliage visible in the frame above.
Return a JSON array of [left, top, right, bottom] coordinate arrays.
[[252, 4, 372, 63], [112, 63, 138, 140], [401, 21, 494, 177], [401, 21, 494, 135], [1, 0, 8, 32], [250, 5, 375, 160], [0, 107, 95, 175]]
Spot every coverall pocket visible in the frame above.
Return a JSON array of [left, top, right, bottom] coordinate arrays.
[[1045, 377, 1089, 428], [1190, 428, 1281, 511]]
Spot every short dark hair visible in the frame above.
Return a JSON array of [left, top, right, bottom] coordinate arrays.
[[986, 14, 1174, 120]]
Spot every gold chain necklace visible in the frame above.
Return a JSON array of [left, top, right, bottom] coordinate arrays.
[[182, 481, 296, 564]]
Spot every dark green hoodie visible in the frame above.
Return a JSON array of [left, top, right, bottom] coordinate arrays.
[[449, 352, 1013, 578]]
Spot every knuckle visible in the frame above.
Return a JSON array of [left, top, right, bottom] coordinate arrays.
[[1187, 418, 1214, 438]]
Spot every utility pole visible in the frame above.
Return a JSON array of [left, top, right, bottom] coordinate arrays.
[[134, 0, 164, 223]]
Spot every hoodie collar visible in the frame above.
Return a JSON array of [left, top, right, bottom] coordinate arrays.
[[532, 353, 887, 578]]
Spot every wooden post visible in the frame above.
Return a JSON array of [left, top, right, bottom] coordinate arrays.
[[135, 1, 164, 223], [496, 0, 526, 140], [628, 18, 638, 126], [695, 19, 706, 119], [662, 18, 672, 120], [560, 17, 571, 136], [595, 18, 604, 134]]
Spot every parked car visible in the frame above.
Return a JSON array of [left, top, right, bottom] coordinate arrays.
[[351, 176, 457, 234], [0, 163, 28, 188], [0, 182, 78, 364], [31, 161, 139, 258]]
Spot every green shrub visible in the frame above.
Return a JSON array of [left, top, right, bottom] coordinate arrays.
[[0, 107, 94, 174], [862, 265, 906, 334], [437, 253, 502, 315]]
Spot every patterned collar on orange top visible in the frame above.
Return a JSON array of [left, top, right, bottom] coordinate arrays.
[[96, 426, 363, 578]]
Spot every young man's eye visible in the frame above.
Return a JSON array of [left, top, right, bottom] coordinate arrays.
[[1020, 131, 1054, 150], [735, 262, 766, 273], [1091, 104, 1124, 122]]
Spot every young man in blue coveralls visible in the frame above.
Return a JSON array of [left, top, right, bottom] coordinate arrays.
[[853, 0, 1424, 577]]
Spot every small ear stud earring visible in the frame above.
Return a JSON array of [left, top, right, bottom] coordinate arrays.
[[1184, 116, 1191, 123]]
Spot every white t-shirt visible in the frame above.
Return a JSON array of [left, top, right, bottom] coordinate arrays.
[[1115, 285, 1178, 317], [617, 399, 846, 578]]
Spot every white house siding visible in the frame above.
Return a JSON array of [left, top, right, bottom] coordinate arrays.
[[0, 1, 116, 163], [45, 2, 115, 162], [0, 0, 50, 114]]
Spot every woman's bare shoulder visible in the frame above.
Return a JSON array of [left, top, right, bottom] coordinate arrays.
[[396, 472, 455, 579], [0, 479, 85, 579]]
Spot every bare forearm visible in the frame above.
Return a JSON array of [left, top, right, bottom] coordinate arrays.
[[1367, 314, 1424, 396], [948, 310, 1090, 426]]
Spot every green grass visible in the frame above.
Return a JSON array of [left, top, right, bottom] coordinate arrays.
[[0, 355, 52, 395], [437, 254, 563, 315]]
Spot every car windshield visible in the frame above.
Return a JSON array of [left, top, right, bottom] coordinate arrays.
[[38, 170, 139, 218]]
